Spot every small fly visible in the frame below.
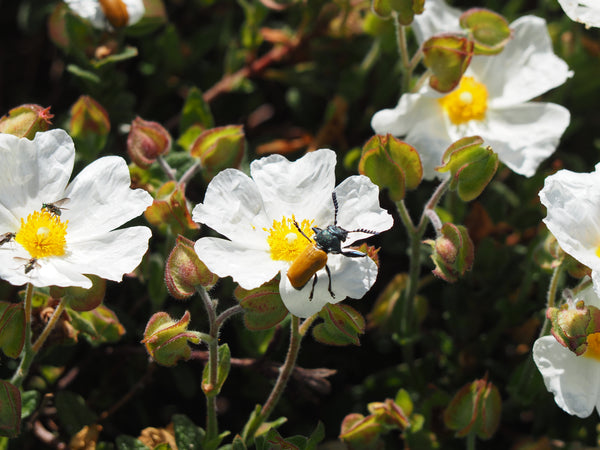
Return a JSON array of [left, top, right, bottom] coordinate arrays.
[[0, 232, 15, 246], [14, 257, 40, 274], [42, 198, 70, 216]]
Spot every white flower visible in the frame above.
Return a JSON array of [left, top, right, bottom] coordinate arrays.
[[0, 129, 152, 288], [539, 163, 600, 296], [533, 284, 600, 418], [192, 149, 393, 318], [557, 0, 600, 28], [372, 0, 572, 180], [64, 0, 145, 29]]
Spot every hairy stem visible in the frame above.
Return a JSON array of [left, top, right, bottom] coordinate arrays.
[[199, 287, 219, 442], [11, 283, 34, 388]]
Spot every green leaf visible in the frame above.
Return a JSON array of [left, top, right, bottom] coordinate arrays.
[[202, 344, 231, 397], [0, 381, 21, 438], [173, 414, 205, 449], [312, 304, 365, 346], [305, 421, 325, 450], [93, 46, 139, 68], [180, 87, 214, 133], [115, 435, 151, 450], [66, 64, 101, 84], [235, 279, 288, 330], [55, 391, 98, 437], [0, 301, 25, 358], [20, 390, 40, 419]]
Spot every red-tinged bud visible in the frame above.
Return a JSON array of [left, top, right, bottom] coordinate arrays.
[[444, 375, 502, 440], [141, 311, 202, 367], [69, 96, 110, 157], [547, 296, 600, 356], [339, 413, 383, 450], [422, 34, 474, 93], [127, 117, 171, 168], [0, 104, 54, 139], [425, 223, 474, 283], [190, 125, 245, 179], [165, 235, 218, 299], [367, 398, 410, 430], [459, 8, 512, 55], [144, 182, 199, 235]]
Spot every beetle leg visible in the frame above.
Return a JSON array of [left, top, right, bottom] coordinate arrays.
[[325, 265, 335, 298], [309, 273, 318, 301]]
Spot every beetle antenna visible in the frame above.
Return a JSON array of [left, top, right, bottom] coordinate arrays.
[[349, 228, 378, 235], [332, 192, 339, 225], [293, 219, 313, 242]]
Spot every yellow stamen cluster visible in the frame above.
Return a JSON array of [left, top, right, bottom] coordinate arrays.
[[438, 76, 489, 125], [265, 216, 314, 262], [584, 333, 600, 361], [15, 210, 68, 259]]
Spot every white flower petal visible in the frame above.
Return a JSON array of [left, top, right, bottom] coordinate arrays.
[[533, 336, 600, 418], [65, 0, 145, 29], [539, 165, 600, 272], [0, 130, 74, 221], [557, 0, 600, 28], [412, 0, 461, 43], [471, 16, 572, 106], [250, 149, 337, 221], [122, 0, 145, 25], [477, 102, 570, 177], [333, 175, 393, 245], [63, 156, 153, 240], [194, 237, 283, 289], [62, 226, 151, 282], [192, 169, 271, 246]]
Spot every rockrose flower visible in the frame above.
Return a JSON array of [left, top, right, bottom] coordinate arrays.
[[192, 149, 393, 318], [64, 0, 145, 29], [0, 129, 152, 288], [372, 0, 572, 179]]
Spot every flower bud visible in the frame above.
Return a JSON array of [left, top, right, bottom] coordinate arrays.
[[144, 182, 199, 235], [165, 235, 218, 299], [127, 117, 171, 168], [367, 398, 410, 429], [371, 0, 425, 24], [190, 125, 245, 179], [436, 136, 498, 201], [69, 96, 111, 157], [142, 311, 202, 366], [444, 375, 501, 440], [339, 413, 382, 450], [359, 134, 422, 201], [547, 296, 600, 356], [425, 223, 474, 283], [0, 104, 54, 139], [422, 34, 474, 93]]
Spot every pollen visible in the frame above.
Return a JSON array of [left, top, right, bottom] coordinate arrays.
[[265, 216, 314, 262], [438, 76, 489, 125], [15, 210, 68, 259], [584, 333, 600, 361]]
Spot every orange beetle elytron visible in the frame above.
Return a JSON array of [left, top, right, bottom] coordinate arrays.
[[287, 192, 377, 300], [99, 0, 130, 28]]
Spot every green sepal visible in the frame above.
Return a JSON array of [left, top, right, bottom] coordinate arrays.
[[436, 136, 498, 201], [422, 34, 474, 93], [144, 181, 199, 235], [202, 344, 231, 398], [190, 125, 246, 180], [0, 381, 21, 438], [459, 8, 512, 55], [235, 278, 288, 330], [0, 301, 25, 358], [359, 134, 422, 201], [371, 0, 424, 23], [339, 413, 382, 450], [547, 300, 600, 356], [55, 275, 106, 312], [312, 304, 365, 346]]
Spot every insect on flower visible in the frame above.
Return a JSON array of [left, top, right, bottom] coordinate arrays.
[[42, 198, 70, 216], [287, 192, 378, 301], [14, 257, 40, 274], [99, 0, 130, 28], [0, 232, 15, 246]]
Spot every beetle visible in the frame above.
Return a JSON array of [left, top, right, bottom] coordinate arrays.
[[42, 198, 70, 217], [286, 192, 377, 301], [99, 0, 130, 28]]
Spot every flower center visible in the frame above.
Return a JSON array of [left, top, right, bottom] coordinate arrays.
[[265, 216, 314, 262], [15, 210, 68, 259], [584, 333, 600, 361], [438, 76, 489, 125]]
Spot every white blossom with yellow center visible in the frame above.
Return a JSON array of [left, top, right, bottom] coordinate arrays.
[[64, 0, 145, 29], [534, 284, 600, 418], [371, 0, 572, 180], [0, 129, 152, 288], [192, 149, 393, 318]]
